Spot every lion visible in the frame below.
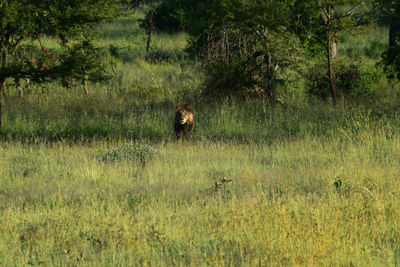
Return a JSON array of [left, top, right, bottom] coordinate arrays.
[[174, 104, 194, 139]]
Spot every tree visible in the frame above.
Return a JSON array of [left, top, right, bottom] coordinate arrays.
[[57, 40, 110, 95], [151, 0, 190, 32], [294, 0, 369, 105], [373, 0, 400, 79], [0, 0, 119, 127], [153, 0, 302, 102]]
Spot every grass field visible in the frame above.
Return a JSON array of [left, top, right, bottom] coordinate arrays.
[[1, 6, 400, 266], [1, 127, 400, 265]]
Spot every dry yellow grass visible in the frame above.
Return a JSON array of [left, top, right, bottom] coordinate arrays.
[[0, 130, 399, 265]]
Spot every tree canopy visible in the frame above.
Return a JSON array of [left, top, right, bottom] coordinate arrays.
[[0, 0, 120, 127]]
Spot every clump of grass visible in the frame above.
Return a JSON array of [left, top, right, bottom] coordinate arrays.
[[213, 177, 233, 192], [98, 141, 158, 165]]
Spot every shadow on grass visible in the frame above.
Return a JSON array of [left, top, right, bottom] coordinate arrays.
[[1, 96, 399, 144]]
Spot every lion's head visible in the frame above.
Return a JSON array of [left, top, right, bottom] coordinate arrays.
[[175, 105, 193, 125]]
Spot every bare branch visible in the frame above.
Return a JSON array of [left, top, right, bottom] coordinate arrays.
[[345, 4, 361, 17]]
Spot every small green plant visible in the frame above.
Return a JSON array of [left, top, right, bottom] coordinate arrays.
[[213, 177, 233, 192], [146, 224, 167, 246], [109, 44, 121, 59], [98, 141, 158, 165], [333, 179, 343, 191]]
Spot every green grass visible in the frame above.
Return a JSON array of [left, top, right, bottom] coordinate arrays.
[[2, 96, 400, 143], [1, 128, 400, 265], [1, 5, 400, 266]]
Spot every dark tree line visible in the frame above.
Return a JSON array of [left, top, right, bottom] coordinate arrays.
[[151, 0, 400, 104]]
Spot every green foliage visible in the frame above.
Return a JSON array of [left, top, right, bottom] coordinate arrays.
[[33, 0, 120, 42], [294, 0, 372, 104], [202, 60, 256, 98], [337, 62, 382, 99], [371, 0, 400, 12], [364, 40, 387, 58], [305, 61, 384, 101], [0, 0, 119, 85], [382, 43, 400, 79], [155, 0, 302, 100], [294, 0, 371, 52], [58, 40, 110, 84], [152, 0, 187, 32], [305, 64, 331, 99]]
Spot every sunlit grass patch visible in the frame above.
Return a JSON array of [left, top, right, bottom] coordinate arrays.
[[0, 132, 400, 265]]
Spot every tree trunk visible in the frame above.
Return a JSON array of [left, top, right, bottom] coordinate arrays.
[[146, 28, 152, 54], [0, 78, 4, 128], [1, 52, 8, 98], [146, 12, 154, 53], [323, 4, 339, 105], [388, 4, 400, 65], [389, 5, 400, 49], [18, 85, 24, 98], [265, 52, 274, 104], [83, 74, 89, 95], [332, 37, 338, 59], [15, 79, 24, 98], [327, 36, 339, 105], [2, 81, 7, 97]]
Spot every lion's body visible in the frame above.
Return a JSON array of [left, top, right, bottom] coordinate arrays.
[[174, 104, 194, 139]]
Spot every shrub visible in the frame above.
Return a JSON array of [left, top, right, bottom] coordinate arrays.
[[202, 60, 256, 99], [337, 63, 381, 100], [305, 62, 383, 101], [98, 141, 158, 165], [382, 41, 400, 80], [152, 0, 187, 32], [304, 64, 331, 99]]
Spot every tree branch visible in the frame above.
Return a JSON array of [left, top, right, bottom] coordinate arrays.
[[12, 36, 24, 53], [345, 4, 361, 17], [304, 29, 325, 46]]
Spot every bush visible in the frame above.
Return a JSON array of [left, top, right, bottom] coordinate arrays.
[[152, 0, 187, 32], [201, 60, 257, 99], [337, 63, 381, 100], [382, 42, 400, 80], [304, 64, 331, 99], [98, 141, 158, 165], [305, 62, 383, 101]]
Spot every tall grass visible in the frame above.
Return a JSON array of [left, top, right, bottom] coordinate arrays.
[[1, 126, 400, 265], [1, 94, 400, 143]]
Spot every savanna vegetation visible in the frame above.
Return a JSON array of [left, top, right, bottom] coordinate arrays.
[[1, 0, 400, 265]]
